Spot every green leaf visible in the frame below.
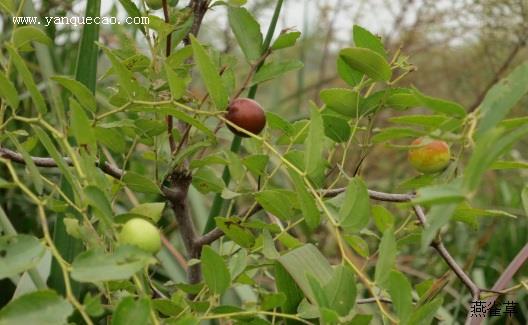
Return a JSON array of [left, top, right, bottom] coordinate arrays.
[[0, 72, 19, 109], [374, 229, 397, 285], [71, 246, 155, 282], [117, 0, 146, 34], [95, 127, 126, 153], [7, 133, 43, 194], [372, 127, 423, 143], [192, 167, 225, 194], [0, 0, 15, 14], [190, 35, 228, 109], [412, 90, 466, 118], [385, 271, 413, 323], [304, 104, 325, 185], [70, 98, 96, 148], [353, 25, 386, 58], [261, 292, 287, 311], [0, 290, 72, 325], [421, 203, 457, 249], [254, 189, 297, 220], [277, 244, 334, 303], [389, 114, 450, 128], [490, 160, 528, 170], [338, 178, 370, 232], [324, 265, 356, 316], [0, 235, 46, 280], [413, 182, 465, 205], [129, 203, 165, 223], [464, 125, 528, 192], [13, 26, 52, 48], [336, 57, 363, 87], [251, 60, 303, 85], [320, 88, 362, 117], [133, 105, 216, 140], [242, 154, 269, 176], [123, 172, 161, 194], [75, 0, 100, 93], [371, 205, 395, 233], [216, 217, 255, 248], [165, 63, 188, 100], [307, 273, 329, 308], [6, 45, 47, 114], [288, 169, 320, 229], [322, 114, 351, 143], [477, 63, 528, 137], [112, 297, 150, 325], [101, 47, 142, 99], [271, 31, 301, 50], [274, 262, 304, 316], [32, 126, 77, 192], [406, 298, 442, 325], [339, 47, 392, 81], [51, 76, 97, 112], [344, 234, 370, 258], [227, 6, 263, 61], [201, 245, 231, 295], [350, 314, 373, 324]]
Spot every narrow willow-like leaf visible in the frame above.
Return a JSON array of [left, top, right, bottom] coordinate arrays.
[[374, 229, 397, 285], [339, 47, 392, 81], [6, 45, 47, 114], [190, 35, 228, 110], [288, 169, 320, 229], [52, 76, 96, 112], [304, 103, 325, 185], [0, 72, 19, 109]]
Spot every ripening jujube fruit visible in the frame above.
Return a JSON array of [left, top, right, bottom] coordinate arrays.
[[408, 137, 451, 173], [145, 0, 163, 10], [119, 218, 161, 254], [225, 98, 267, 137]]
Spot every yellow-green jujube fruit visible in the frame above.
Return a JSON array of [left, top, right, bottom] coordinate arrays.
[[145, 0, 163, 10], [119, 218, 161, 254], [408, 137, 451, 173]]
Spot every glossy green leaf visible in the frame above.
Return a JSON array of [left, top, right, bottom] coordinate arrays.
[[95, 127, 126, 153], [476, 62, 528, 137], [413, 182, 465, 205], [271, 31, 301, 50], [6, 45, 47, 114], [201, 245, 231, 295], [288, 169, 320, 229], [0, 290, 72, 325], [261, 292, 287, 311], [0, 72, 19, 109], [71, 246, 155, 282], [216, 217, 255, 248], [52, 76, 96, 112], [251, 60, 303, 85], [254, 189, 297, 220], [353, 25, 386, 58], [242, 154, 269, 176], [123, 172, 161, 194], [320, 88, 362, 117], [274, 262, 304, 316], [374, 229, 397, 285], [338, 178, 370, 232], [165, 63, 188, 100], [0, 235, 46, 279], [339, 47, 392, 81], [190, 35, 228, 109], [112, 297, 150, 325], [307, 273, 329, 308], [371, 127, 423, 143], [227, 6, 263, 61], [389, 114, 450, 128]]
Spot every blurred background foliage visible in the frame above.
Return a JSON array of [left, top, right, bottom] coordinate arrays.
[[0, 0, 527, 322]]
